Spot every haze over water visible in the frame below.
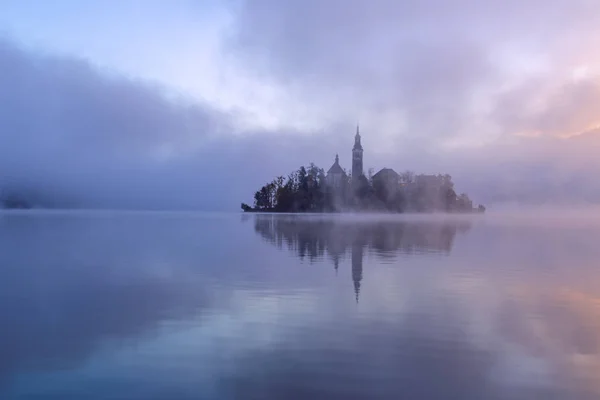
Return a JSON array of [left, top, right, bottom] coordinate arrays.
[[1, 210, 600, 399]]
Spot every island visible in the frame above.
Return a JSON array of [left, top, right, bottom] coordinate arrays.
[[242, 126, 485, 214], [0, 192, 32, 209]]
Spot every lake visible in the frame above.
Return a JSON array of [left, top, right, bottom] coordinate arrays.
[[1, 210, 600, 399]]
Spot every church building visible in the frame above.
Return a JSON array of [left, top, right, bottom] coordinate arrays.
[[352, 125, 363, 180], [326, 154, 346, 188], [326, 125, 400, 196], [326, 124, 365, 188]]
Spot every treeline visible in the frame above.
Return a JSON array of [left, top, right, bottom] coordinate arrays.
[[242, 164, 329, 212], [242, 163, 485, 213]]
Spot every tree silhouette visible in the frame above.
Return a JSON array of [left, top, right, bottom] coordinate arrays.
[[244, 163, 483, 213]]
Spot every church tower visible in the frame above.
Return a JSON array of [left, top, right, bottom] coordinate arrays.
[[352, 124, 363, 180], [351, 239, 363, 304]]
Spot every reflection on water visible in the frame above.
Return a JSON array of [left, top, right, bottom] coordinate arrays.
[[1, 211, 600, 399], [253, 215, 472, 302]]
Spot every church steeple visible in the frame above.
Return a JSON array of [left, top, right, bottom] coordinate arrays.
[[354, 124, 362, 150], [352, 124, 363, 179]]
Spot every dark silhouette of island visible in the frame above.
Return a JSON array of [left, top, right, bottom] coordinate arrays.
[[0, 192, 31, 209], [251, 214, 472, 303], [242, 125, 485, 213]]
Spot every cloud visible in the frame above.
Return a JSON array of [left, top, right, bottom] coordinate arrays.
[[493, 78, 600, 137], [226, 0, 600, 146], [3, 0, 600, 210], [222, 0, 600, 206], [0, 36, 341, 210], [0, 37, 232, 209]]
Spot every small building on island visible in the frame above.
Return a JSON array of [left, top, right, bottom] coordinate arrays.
[[372, 168, 400, 200], [326, 154, 347, 189]]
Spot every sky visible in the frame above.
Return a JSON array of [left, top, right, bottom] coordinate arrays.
[[1, 0, 600, 210]]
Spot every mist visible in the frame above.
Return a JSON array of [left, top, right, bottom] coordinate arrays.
[[0, 37, 335, 210], [2, 0, 600, 210]]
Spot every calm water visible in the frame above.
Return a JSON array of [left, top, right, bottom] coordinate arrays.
[[1, 211, 600, 399]]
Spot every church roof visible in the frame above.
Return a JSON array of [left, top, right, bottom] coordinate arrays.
[[373, 168, 399, 179], [327, 154, 346, 175]]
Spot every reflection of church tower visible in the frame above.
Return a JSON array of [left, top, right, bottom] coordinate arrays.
[[352, 124, 363, 180], [351, 240, 363, 303]]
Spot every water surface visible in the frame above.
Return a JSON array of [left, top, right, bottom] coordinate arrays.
[[1, 211, 600, 399]]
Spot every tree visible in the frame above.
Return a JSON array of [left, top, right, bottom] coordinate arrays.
[[243, 162, 480, 215], [367, 168, 375, 182], [306, 163, 322, 211], [353, 175, 372, 208], [372, 178, 388, 208], [275, 176, 295, 212], [409, 184, 427, 212], [253, 189, 264, 210], [442, 174, 454, 189], [391, 190, 406, 212], [253, 179, 278, 210], [457, 193, 472, 211], [400, 170, 415, 184]]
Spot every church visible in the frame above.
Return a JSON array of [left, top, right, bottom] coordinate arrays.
[[326, 125, 400, 186], [245, 124, 480, 213], [326, 125, 365, 188], [326, 125, 405, 207]]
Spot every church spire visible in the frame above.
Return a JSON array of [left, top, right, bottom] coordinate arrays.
[[352, 122, 364, 179], [353, 124, 362, 150]]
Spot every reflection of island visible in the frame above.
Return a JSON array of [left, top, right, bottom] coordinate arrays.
[[252, 215, 472, 302]]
